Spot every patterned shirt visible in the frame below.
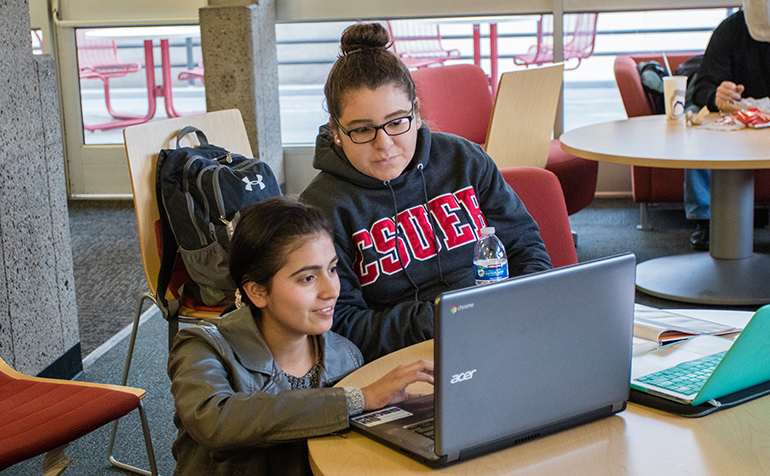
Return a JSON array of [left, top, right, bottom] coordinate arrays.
[[281, 339, 365, 415]]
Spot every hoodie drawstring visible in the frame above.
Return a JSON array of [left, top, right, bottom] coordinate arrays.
[[384, 180, 421, 301], [417, 164, 450, 287]]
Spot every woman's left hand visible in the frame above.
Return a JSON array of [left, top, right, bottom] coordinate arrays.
[[360, 359, 435, 410]]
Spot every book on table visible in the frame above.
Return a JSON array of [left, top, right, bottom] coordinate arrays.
[[632, 304, 740, 355]]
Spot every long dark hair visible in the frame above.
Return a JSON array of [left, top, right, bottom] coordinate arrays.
[[229, 197, 333, 311], [325, 22, 416, 123]]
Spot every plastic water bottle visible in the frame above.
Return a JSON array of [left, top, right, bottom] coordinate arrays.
[[474, 227, 508, 285]]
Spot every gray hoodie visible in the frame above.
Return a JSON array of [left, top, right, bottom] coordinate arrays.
[[301, 124, 552, 362]]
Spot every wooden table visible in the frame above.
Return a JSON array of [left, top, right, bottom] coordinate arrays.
[[85, 26, 201, 131], [560, 114, 770, 305], [308, 310, 770, 475]]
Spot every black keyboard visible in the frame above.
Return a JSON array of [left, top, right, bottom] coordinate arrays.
[[406, 419, 435, 440]]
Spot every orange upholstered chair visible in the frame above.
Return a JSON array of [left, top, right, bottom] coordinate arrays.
[[0, 356, 157, 475], [412, 64, 492, 146], [412, 63, 597, 216], [499, 166, 578, 268]]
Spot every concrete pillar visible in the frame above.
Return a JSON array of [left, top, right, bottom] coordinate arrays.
[[200, 0, 284, 186], [0, 0, 80, 377]]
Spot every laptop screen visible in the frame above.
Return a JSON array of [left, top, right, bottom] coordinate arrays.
[[433, 253, 636, 457]]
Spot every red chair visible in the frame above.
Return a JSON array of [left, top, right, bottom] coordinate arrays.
[[499, 167, 578, 267], [386, 20, 461, 70], [411, 64, 597, 217], [513, 13, 599, 71], [412, 64, 492, 146], [76, 29, 143, 120], [0, 356, 158, 475]]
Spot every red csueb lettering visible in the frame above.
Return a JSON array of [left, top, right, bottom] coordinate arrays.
[[351, 187, 487, 286], [454, 186, 487, 237], [397, 205, 440, 260], [429, 193, 477, 250], [352, 229, 379, 286], [371, 217, 411, 275]]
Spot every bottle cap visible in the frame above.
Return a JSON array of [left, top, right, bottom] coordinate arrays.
[[481, 226, 495, 236]]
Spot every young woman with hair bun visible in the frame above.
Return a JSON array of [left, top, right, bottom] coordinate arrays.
[[300, 22, 553, 362]]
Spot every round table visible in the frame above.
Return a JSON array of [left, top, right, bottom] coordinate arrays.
[[560, 114, 770, 305]]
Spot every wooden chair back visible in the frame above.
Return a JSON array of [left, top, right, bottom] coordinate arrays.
[[123, 109, 252, 300], [484, 63, 564, 169]]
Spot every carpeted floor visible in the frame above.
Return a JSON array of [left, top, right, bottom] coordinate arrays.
[[67, 200, 150, 357], [572, 198, 770, 313]]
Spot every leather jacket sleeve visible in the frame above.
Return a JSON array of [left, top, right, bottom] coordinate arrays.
[[168, 327, 352, 455]]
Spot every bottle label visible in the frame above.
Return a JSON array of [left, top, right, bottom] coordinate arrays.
[[474, 261, 509, 284]]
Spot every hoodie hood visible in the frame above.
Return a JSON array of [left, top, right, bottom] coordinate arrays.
[[313, 122, 432, 188], [745, 0, 770, 42]]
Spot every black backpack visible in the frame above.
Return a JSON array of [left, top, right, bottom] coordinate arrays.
[[156, 126, 282, 307], [674, 54, 704, 110], [637, 61, 668, 115]]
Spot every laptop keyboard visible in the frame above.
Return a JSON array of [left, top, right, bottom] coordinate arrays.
[[635, 350, 727, 396], [406, 419, 435, 440]]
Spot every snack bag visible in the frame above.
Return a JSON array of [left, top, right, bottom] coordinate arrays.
[[733, 108, 770, 128]]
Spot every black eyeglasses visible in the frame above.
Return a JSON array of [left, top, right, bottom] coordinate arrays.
[[335, 110, 415, 144]]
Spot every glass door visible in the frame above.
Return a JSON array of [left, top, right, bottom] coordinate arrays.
[[50, 0, 205, 197]]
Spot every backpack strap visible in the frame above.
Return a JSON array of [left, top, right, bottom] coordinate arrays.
[[155, 148, 180, 314], [176, 126, 209, 148]]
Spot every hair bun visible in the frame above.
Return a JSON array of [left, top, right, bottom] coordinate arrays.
[[340, 22, 390, 55]]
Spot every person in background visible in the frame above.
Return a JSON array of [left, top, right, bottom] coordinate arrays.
[[300, 22, 552, 363], [168, 197, 434, 476], [685, 0, 770, 250]]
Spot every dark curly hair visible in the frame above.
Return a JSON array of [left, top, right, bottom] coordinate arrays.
[[325, 22, 416, 123]]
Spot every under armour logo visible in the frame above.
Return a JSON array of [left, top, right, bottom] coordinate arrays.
[[242, 175, 265, 191]]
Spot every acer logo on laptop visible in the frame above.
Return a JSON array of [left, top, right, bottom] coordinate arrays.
[[450, 369, 477, 384]]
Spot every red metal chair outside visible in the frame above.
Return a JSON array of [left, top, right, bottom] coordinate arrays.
[[386, 20, 461, 69], [513, 13, 598, 71], [179, 59, 205, 85], [76, 29, 143, 121]]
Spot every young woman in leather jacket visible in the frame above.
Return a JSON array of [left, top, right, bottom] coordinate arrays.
[[168, 197, 434, 476]]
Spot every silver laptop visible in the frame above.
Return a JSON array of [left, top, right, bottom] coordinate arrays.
[[350, 253, 636, 467]]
